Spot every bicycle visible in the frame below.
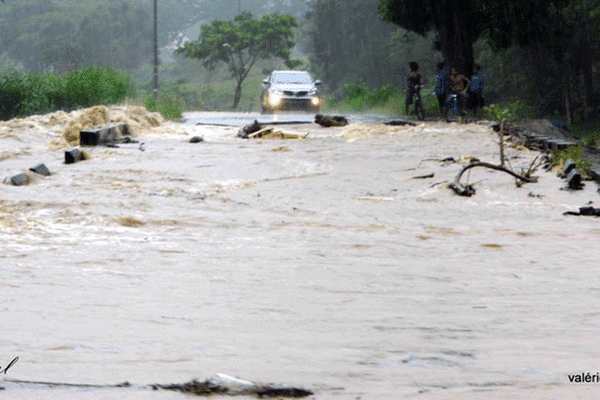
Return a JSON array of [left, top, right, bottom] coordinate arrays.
[[412, 84, 426, 121], [446, 92, 468, 123]]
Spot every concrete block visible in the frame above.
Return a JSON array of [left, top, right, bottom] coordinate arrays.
[[589, 167, 600, 183], [548, 139, 577, 151], [65, 148, 85, 164], [80, 123, 129, 146], [566, 168, 582, 189], [10, 173, 30, 186], [563, 159, 577, 175], [29, 163, 51, 176]]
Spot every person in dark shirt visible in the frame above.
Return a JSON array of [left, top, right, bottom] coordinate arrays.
[[405, 62, 426, 116], [434, 62, 450, 120], [468, 64, 485, 119]]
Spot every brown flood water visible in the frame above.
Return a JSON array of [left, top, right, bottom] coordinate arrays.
[[1, 113, 600, 399]]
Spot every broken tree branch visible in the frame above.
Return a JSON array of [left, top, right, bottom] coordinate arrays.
[[449, 161, 538, 197], [499, 118, 506, 167]]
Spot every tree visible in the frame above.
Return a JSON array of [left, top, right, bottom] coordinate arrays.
[[0, 0, 153, 72], [304, 0, 439, 92], [379, 0, 570, 77], [176, 11, 299, 110]]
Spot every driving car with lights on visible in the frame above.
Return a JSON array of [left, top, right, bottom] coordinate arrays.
[[260, 70, 322, 113]]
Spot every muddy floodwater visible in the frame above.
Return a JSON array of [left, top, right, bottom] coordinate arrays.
[[1, 112, 600, 399]]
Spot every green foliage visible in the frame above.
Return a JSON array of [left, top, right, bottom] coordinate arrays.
[[569, 117, 600, 148], [342, 83, 369, 102], [0, 71, 50, 119], [551, 145, 592, 177], [326, 82, 442, 117], [57, 67, 131, 109], [379, 0, 571, 77], [144, 94, 184, 121], [0, 67, 132, 120], [484, 101, 534, 122], [338, 83, 397, 110]]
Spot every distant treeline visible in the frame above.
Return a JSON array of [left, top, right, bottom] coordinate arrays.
[[0, 67, 131, 120], [0, 0, 153, 71]]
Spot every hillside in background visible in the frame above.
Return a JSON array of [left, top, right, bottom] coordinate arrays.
[[0, 0, 308, 71]]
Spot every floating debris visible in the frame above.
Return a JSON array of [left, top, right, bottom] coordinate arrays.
[[238, 120, 263, 138], [154, 374, 313, 398], [248, 128, 308, 140], [315, 114, 348, 127]]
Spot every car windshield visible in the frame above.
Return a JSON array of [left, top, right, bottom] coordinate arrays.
[[271, 72, 312, 85]]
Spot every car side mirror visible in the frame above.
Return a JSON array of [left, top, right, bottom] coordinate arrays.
[[262, 79, 270, 87], [314, 80, 322, 86]]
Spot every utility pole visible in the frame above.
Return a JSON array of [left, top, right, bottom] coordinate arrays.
[[153, 0, 159, 99]]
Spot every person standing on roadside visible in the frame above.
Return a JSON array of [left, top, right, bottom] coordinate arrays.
[[434, 62, 450, 120], [404, 61, 426, 116], [469, 64, 485, 119]]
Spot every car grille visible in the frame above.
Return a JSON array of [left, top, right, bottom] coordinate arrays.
[[283, 91, 309, 97]]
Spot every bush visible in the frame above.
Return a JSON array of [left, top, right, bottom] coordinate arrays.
[[551, 145, 592, 177], [0, 71, 51, 120], [0, 67, 132, 121], [343, 83, 369, 101], [333, 83, 401, 112], [569, 117, 600, 148], [484, 100, 534, 122], [144, 94, 184, 120]]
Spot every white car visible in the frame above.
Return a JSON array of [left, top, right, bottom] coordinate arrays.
[[260, 70, 322, 113]]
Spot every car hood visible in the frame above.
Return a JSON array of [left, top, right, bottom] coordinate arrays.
[[270, 83, 315, 92]]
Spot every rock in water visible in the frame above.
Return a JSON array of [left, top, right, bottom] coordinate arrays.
[[315, 114, 349, 127], [29, 163, 51, 176], [238, 120, 263, 138]]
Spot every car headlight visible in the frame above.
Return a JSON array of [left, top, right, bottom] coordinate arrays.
[[311, 97, 320, 106], [268, 93, 283, 107]]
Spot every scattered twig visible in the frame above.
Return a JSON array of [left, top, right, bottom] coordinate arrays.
[[421, 157, 456, 163], [429, 180, 448, 188], [413, 172, 435, 179]]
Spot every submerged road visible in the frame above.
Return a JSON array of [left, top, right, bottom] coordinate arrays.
[[183, 111, 398, 127]]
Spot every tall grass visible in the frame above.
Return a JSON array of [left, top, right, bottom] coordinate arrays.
[[324, 82, 438, 117], [144, 94, 185, 121], [0, 66, 132, 121]]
